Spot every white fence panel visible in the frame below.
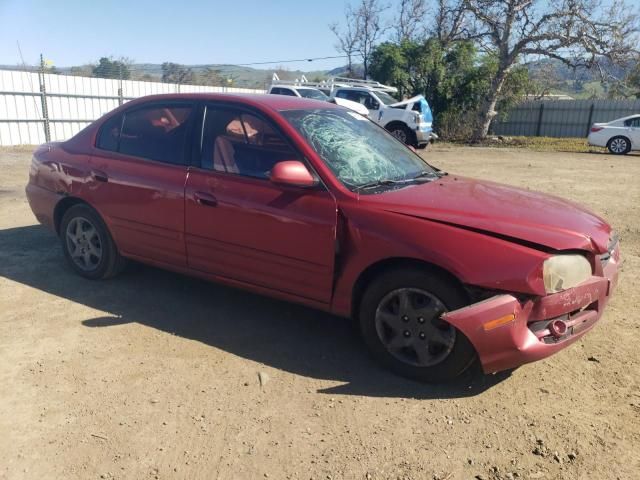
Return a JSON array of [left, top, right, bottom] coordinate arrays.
[[0, 70, 265, 146]]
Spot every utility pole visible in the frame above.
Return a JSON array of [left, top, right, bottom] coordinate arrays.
[[39, 53, 51, 143]]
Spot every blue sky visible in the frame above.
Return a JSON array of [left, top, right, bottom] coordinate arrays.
[[0, 0, 357, 70]]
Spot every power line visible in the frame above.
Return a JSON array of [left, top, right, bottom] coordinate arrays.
[[237, 55, 348, 66]]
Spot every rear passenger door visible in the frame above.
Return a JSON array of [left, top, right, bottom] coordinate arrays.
[[89, 102, 195, 266]]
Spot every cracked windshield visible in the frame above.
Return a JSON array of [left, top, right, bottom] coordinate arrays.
[[282, 109, 436, 189]]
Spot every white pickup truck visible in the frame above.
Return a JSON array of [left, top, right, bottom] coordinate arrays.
[[268, 76, 369, 117], [328, 77, 435, 148], [269, 75, 435, 147]]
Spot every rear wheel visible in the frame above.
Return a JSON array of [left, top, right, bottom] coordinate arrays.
[[359, 267, 476, 382], [60, 204, 125, 279], [607, 136, 631, 155]]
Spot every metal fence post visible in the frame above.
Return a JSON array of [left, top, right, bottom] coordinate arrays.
[[535, 102, 544, 137], [117, 64, 123, 106], [585, 103, 595, 137], [39, 54, 51, 142]]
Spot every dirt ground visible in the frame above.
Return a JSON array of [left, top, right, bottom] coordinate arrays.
[[1, 145, 639, 480]]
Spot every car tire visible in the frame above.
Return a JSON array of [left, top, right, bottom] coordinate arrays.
[[387, 124, 414, 146], [359, 267, 476, 382], [60, 204, 125, 280], [607, 136, 631, 155]]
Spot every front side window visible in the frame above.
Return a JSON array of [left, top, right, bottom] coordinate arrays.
[[375, 91, 400, 105], [281, 108, 436, 189], [97, 104, 193, 165], [201, 107, 297, 179]]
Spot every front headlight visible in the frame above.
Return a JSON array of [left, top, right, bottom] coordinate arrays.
[[543, 255, 592, 293]]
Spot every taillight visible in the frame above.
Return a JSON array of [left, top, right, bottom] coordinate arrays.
[[590, 126, 604, 133]]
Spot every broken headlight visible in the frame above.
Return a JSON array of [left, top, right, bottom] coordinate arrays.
[[543, 255, 592, 294]]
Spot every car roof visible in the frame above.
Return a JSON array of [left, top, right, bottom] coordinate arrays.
[[121, 92, 337, 112], [609, 114, 640, 123], [273, 85, 318, 91]]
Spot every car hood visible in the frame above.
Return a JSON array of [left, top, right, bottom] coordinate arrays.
[[365, 175, 611, 253], [388, 95, 423, 108]]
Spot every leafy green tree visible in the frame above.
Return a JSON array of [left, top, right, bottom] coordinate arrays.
[[92, 57, 131, 79], [370, 39, 530, 139]]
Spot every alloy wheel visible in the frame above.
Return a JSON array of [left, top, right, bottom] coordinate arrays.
[[610, 137, 628, 153], [65, 216, 103, 271]]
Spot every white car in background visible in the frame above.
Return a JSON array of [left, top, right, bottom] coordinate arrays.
[[588, 114, 640, 154], [267, 84, 370, 116]]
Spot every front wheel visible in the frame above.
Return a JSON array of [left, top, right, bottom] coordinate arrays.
[[359, 268, 476, 382], [387, 124, 414, 146], [607, 136, 631, 155]]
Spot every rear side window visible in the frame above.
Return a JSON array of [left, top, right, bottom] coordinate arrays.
[[624, 117, 640, 127], [271, 87, 296, 96], [96, 104, 193, 165], [336, 90, 377, 109], [96, 114, 122, 151]]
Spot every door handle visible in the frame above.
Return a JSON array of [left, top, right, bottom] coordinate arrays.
[[194, 191, 218, 207], [91, 170, 108, 183]]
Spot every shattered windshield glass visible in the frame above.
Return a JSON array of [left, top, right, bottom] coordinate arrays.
[[281, 108, 436, 190]]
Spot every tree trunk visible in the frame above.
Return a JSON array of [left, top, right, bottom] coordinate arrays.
[[472, 67, 510, 141]]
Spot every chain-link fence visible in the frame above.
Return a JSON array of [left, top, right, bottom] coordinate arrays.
[[0, 57, 266, 146]]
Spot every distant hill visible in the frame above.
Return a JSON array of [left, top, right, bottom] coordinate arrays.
[[2, 57, 633, 97], [0, 61, 362, 89]]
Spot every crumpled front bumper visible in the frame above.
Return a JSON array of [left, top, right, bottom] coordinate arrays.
[[442, 248, 620, 373]]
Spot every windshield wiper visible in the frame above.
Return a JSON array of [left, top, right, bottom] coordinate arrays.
[[354, 172, 442, 192], [412, 170, 440, 180], [352, 179, 401, 192]]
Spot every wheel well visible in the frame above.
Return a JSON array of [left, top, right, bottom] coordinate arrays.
[[384, 121, 408, 132], [607, 135, 631, 145], [350, 258, 468, 319], [53, 196, 88, 235]]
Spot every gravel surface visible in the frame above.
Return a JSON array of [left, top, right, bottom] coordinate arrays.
[[1, 145, 638, 480]]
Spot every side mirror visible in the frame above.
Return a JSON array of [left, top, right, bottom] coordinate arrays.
[[269, 161, 318, 188]]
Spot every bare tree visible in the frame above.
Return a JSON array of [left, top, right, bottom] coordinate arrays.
[[330, 13, 359, 76], [431, 0, 467, 45], [456, 0, 639, 140], [331, 0, 389, 79], [394, 0, 427, 42]]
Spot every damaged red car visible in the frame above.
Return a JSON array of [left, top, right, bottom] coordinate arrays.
[[26, 94, 620, 382]]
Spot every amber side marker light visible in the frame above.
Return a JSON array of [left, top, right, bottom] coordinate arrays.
[[483, 313, 516, 331]]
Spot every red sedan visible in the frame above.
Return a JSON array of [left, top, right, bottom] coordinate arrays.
[[26, 94, 620, 382]]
